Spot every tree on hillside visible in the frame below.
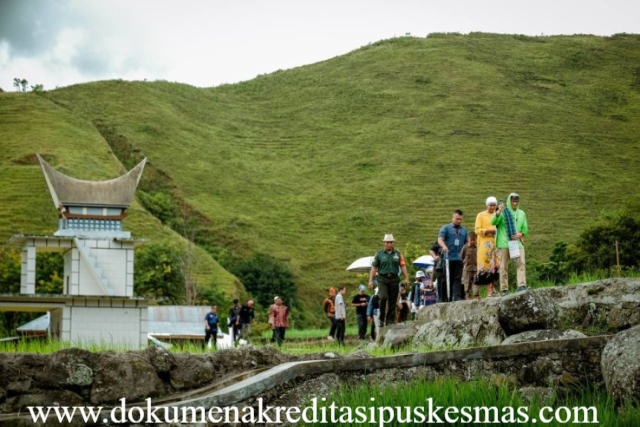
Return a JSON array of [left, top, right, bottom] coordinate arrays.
[[13, 78, 28, 92], [567, 213, 640, 274], [134, 243, 185, 303], [176, 202, 201, 305], [231, 253, 296, 309]]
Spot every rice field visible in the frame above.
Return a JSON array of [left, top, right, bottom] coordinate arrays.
[[308, 378, 640, 426]]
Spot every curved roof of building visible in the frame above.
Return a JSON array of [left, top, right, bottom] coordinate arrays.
[[37, 154, 147, 209]]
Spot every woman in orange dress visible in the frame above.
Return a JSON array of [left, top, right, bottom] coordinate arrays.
[[475, 196, 500, 297]]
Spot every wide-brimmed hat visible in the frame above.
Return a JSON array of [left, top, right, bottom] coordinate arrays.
[[383, 234, 395, 242], [415, 271, 425, 278]]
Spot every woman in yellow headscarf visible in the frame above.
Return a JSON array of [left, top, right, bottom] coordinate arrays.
[[475, 196, 500, 297]]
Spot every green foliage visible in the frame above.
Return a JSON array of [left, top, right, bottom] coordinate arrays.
[[0, 249, 63, 337], [532, 241, 571, 285], [30, 84, 44, 94], [400, 241, 430, 279], [0, 248, 21, 294], [567, 210, 640, 273], [35, 252, 64, 294], [137, 190, 177, 225], [134, 243, 185, 303], [231, 253, 297, 309]]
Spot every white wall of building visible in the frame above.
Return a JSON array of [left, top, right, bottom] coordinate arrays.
[[61, 299, 148, 348]]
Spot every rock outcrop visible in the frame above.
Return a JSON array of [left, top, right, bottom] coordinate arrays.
[[501, 329, 586, 345], [380, 278, 640, 349], [498, 290, 558, 335], [601, 324, 640, 402]]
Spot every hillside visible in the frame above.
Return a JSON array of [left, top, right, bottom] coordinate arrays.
[[0, 94, 245, 299], [2, 33, 640, 325]]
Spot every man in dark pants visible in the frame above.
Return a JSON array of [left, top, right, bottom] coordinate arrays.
[[228, 299, 241, 346], [368, 234, 410, 327], [352, 284, 370, 340], [203, 305, 219, 350], [429, 240, 444, 302], [437, 210, 469, 302]]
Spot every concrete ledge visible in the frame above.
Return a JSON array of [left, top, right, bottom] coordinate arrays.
[[162, 335, 613, 411]]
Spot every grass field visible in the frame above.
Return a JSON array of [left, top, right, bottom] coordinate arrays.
[[1, 33, 640, 325], [310, 378, 640, 426]]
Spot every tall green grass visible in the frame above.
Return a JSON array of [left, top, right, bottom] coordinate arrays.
[[259, 326, 359, 340], [309, 378, 640, 426]]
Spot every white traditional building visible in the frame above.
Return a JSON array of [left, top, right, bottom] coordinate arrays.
[[0, 155, 150, 348]]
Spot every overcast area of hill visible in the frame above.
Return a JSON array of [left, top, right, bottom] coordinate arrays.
[[1, 33, 640, 328]]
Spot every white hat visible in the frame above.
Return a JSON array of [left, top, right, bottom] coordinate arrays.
[[415, 271, 425, 278], [382, 234, 395, 242], [486, 196, 497, 206]]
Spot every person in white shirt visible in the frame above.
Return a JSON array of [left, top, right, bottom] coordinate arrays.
[[334, 286, 347, 346]]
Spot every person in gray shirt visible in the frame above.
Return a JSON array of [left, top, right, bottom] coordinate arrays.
[[334, 286, 347, 346]]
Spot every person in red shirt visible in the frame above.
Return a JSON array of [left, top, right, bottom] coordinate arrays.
[[269, 297, 289, 347]]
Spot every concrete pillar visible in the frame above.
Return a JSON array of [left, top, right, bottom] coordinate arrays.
[[70, 248, 80, 295], [20, 246, 36, 294], [126, 248, 134, 297]]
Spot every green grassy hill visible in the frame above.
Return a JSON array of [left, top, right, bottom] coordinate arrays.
[[2, 33, 640, 325]]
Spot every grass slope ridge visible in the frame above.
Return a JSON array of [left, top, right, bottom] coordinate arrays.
[[4, 33, 640, 324], [0, 93, 244, 298]]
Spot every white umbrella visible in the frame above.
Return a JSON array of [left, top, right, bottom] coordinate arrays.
[[412, 255, 434, 268], [346, 256, 375, 272]]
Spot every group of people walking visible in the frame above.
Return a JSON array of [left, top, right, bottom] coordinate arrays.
[[203, 296, 291, 349], [205, 194, 528, 349], [363, 193, 529, 331]]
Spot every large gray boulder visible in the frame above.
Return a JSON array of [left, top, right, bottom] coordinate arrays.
[[169, 353, 214, 390], [414, 317, 505, 349], [412, 298, 504, 348], [382, 323, 416, 349], [90, 352, 166, 404], [601, 324, 640, 402], [537, 279, 640, 333], [501, 329, 586, 345], [143, 344, 176, 374], [36, 348, 99, 389], [498, 290, 558, 335]]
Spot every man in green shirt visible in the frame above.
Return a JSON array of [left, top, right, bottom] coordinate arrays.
[[491, 193, 529, 295], [368, 234, 410, 327]]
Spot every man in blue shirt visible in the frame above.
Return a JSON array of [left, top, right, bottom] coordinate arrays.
[[437, 210, 468, 302], [204, 305, 219, 350]]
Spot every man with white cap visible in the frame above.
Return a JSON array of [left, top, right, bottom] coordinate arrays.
[[369, 234, 410, 327], [352, 284, 370, 340]]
